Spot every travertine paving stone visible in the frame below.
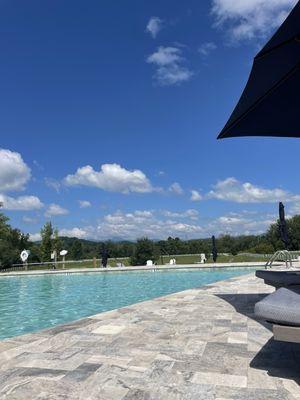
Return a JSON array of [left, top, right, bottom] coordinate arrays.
[[0, 273, 299, 399]]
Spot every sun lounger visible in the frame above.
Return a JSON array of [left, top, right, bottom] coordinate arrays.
[[255, 270, 300, 288], [254, 287, 300, 343]]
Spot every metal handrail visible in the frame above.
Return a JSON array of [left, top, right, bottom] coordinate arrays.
[[265, 250, 293, 269]]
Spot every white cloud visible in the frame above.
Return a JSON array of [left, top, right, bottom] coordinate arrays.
[[59, 227, 90, 239], [58, 210, 203, 241], [208, 213, 274, 236], [0, 194, 44, 211], [0, 149, 31, 192], [147, 46, 182, 66], [162, 209, 199, 220], [45, 204, 69, 217], [22, 216, 38, 224], [103, 210, 153, 226], [198, 42, 217, 56], [64, 163, 154, 194], [168, 182, 184, 195], [45, 178, 61, 193], [33, 160, 44, 171], [134, 210, 153, 218], [147, 46, 193, 86], [211, 0, 297, 42], [218, 216, 249, 225], [99, 211, 204, 240], [78, 200, 91, 208], [190, 190, 203, 202], [146, 17, 163, 38], [208, 177, 300, 203], [29, 233, 41, 242], [52, 207, 278, 241], [290, 203, 300, 215]]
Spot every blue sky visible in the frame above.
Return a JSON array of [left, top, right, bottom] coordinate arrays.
[[1, 0, 299, 241]]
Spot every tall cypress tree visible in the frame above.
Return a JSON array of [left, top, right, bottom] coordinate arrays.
[[40, 222, 53, 262], [52, 228, 63, 255]]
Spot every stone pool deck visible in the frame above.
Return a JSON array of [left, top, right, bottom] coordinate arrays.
[[0, 273, 299, 399]]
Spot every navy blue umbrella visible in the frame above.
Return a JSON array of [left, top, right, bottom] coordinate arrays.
[[218, 1, 300, 139], [212, 235, 218, 263], [279, 202, 289, 249]]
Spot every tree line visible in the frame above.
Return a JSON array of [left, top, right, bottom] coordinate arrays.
[[1, 211, 300, 268]]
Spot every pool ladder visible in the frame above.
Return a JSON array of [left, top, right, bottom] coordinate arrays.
[[265, 250, 293, 269]]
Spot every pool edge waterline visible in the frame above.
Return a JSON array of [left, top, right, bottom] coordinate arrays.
[[0, 262, 267, 277]]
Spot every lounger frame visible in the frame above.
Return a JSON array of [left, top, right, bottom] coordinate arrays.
[[273, 324, 300, 343]]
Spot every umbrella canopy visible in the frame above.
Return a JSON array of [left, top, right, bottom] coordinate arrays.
[[218, 1, 300, 139], [212, 235, 218, 262], [279, 202, 289, 249]]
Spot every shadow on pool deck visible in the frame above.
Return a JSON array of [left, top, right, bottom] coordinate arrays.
[[216, 293, 300, 386], [251, 338, 300, 384], [217, 292, 272, 330]]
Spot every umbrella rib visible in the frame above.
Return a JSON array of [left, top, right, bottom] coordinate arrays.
[[219, 65, 299, 138]]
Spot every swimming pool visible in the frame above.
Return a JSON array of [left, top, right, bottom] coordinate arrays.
[[0, 267, 255, 340]]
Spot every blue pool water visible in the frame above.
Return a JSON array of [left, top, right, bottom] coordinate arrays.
[[0, 268, 254, 340]]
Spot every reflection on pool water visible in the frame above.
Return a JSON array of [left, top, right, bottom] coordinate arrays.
[[0, 267, 255, 339]]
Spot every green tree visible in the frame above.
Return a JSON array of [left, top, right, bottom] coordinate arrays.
[[70, 239, 83, 260], [130, 237, 159, 266], [218, 234, 237, 255], [287, 215, 300, 250], [0, 212, 29, 268], [265, 221, 284, 251], [40, 222, 53, 262], [52, 229, 63, 255]]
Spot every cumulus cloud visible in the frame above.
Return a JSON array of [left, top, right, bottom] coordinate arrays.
[[146, 17, 163, 38], [45, 178, 61, 193], [190, 190, 203, 202], [78, 200, 91, 208], [29, 233, 41, 242], [57, 210, 203, 241], [59, 227, 90, 239], [168, 182, 184, 195], [147, 46, 193, 86], [208, 177, 300, 203], [22, 216, 38, 224], [218, 215, 249, 226], [33, 160, 44, 171], [290, 203, 300, 215], [64, 163, 154, 194], [0, 149, 31, 192], [45, 204, 69, 217], [134, 210, 153, 217], [198, 42, 217, 56], [52, 207, 278, 241], [100, 210, 203, 240], [162, 209, 199, 220], [209, 213, 274, 236], [211, 0, 297, 42], [0, 194, 44, 211]]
